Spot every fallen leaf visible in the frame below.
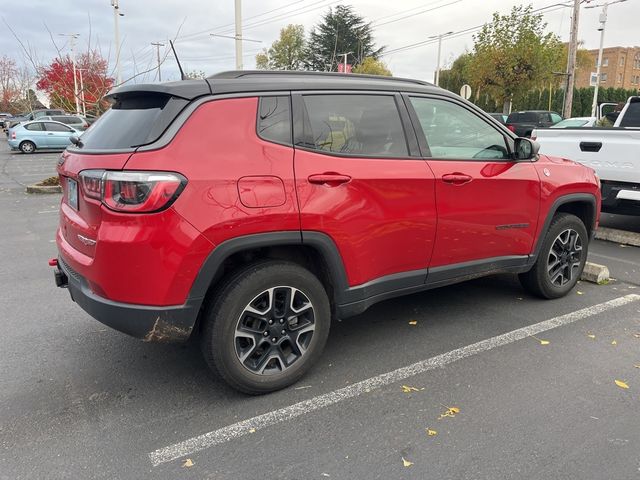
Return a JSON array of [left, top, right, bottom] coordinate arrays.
[[633, 333, 640, 338], [634, 365, 640, 369], [615, 380, 629, 390], [408, 320, 418, 325], [577, 291, 584, 295], [611, 340, 617, 346], [401, 385, 420, 393], [249, 428, 256, 433], [183, 459, 194, 468], [426, 428, 437, 436], [587, 334, 596, 339], [402, 457, 413, 467], [531, 335, 549, 345], [439, 406, 460, 419]]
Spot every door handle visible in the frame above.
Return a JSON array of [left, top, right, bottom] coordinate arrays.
[[308, 173, 351, 187], [47, 133, 54, 135], [442, 173, 473, 185], [579, 141, 602, 152]]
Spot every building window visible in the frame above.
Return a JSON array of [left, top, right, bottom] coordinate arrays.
[[618, 73, 623, 83], [601, 73, 608, 82], [602, 57, 609, 67], [620, 56, 626, 67], [634, 54, 640, 69]]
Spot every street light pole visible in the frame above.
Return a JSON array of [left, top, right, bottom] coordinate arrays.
[[587, 0, 626, 117], [59, 33, 80, 114], [234, 0, 243, 70], [429, 31, 453, 86], [111, 0, 123, 85]]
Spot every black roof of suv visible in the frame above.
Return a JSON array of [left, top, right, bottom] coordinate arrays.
[[106, 70, 442, 102]]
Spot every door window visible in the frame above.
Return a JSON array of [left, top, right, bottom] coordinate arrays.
[[550, 113, 563, 124], [44, 122, 73, 132], [409, 97, 510, 160], [300, 94, 408, 157], [24, 122, 44, 131]]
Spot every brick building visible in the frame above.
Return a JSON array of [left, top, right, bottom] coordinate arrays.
[[575, 46, 640, 91]]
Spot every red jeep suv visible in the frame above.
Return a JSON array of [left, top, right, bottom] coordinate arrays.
[[53, 71, 600, 394]]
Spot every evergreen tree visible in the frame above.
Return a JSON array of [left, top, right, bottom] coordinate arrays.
[[305, 5, 383, 72]]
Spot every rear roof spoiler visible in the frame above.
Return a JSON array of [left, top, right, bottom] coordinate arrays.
[[105, 79, 212, 103]]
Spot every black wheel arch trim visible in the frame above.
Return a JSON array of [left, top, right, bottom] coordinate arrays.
[[530, 193, 598, 263]]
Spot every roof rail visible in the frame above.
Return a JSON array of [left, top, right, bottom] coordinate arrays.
[[208, 70, 433, 87]]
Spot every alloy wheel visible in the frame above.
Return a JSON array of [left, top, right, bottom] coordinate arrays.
[[234, 286, 316, 375], [547, 228, 583, 286]]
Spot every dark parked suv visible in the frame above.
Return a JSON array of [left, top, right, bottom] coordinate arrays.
[[506, 110, 563, 137], [52, 71, 600, 394]]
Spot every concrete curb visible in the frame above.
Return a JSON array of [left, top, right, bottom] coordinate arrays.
[[25, 184, 62, 194], [595, 227, 640, 247], [581, 262, 610, 284]]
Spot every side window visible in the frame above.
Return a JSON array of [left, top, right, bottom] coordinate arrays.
[[257, 96, 291, 145], [301, 94, 408, 157], [44, 122, 73, 132], [409, 97, 510, 160], [25, 122, 43, 131], [550, 113, 563, 124]]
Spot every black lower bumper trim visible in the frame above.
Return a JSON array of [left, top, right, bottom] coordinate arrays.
[[56, 258, 201, 342], [601, 181, 640, 215]]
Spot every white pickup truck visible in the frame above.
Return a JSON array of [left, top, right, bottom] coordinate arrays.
[[533, 97, 640, 215]]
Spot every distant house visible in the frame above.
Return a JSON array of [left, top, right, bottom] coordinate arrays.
[[575, 46, 640, 90]]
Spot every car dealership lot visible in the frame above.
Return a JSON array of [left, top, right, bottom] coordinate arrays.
[[1, 147, 639, 479]]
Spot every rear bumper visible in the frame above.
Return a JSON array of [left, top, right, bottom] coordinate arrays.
[[56, 257, 202, 342], [601, 181, 640, 215]]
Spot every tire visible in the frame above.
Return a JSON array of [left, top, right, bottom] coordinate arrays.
[[201, 261, 331, 394], [519, 213, 588, 299], [19, 141, 35, 154]]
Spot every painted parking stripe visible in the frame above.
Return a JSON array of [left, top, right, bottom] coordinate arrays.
[[148, 294, 640, 467]]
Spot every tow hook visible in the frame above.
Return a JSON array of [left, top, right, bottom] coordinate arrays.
[[50, 258, 68, 288]]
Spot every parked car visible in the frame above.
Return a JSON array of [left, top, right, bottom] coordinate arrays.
[[81, 114, 98, 126], [506, 110, 563, 137], [488, 113, 507, 124], [533, 96, 640, 215], [7, 120, 80, 153], [24, 109, 67, 121], [40, 114, 89, 131], [550, 117, 597, 128], [51, 71, 600, 394], [0, 112, 12, 129]]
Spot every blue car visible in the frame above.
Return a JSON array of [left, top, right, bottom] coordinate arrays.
[[7, 120, 80, 154]]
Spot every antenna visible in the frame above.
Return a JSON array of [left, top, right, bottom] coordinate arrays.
[[169, 40, 186, 80]]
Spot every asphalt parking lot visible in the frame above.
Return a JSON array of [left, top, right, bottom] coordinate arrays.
[[1, 145, 639, 480]]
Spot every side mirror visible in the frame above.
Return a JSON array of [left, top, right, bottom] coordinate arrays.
[[513, 137, 539, 161]]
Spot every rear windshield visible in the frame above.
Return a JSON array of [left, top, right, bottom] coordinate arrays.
[[77, 93, 183, 150]]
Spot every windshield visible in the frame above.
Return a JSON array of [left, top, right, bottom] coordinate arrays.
[[552, 119, 590, 128]]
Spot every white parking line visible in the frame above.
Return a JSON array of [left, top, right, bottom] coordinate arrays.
[[589, 252, 640, 268], [148, 294, 640, 467]]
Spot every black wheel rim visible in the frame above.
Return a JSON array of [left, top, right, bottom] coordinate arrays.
[[234, 286, 316, 375], [547, 228, 583, 287]]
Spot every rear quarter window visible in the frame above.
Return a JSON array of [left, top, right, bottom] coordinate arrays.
[[257, 96, 291, 145], [76, 93, 188, 150]]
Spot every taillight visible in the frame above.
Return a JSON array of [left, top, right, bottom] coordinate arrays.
[[11, 131, 16, 139], [78, 170, 186, 213], [507, 125, 516, 132]]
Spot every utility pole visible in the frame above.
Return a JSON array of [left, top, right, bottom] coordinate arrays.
[[429, 31, 453, 86], [234, 0, 242, 70], [59, 33, 80, 114], [563, 0, 581, 118], [587, 0, 627, 117], [111, 0, 123, 85], [151, 42, 165, 82]]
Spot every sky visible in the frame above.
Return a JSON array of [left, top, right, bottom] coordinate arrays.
[[1, 0, 638, 88]]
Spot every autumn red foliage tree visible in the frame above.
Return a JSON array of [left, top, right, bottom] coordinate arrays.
[[36, 50, 114, 115]]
